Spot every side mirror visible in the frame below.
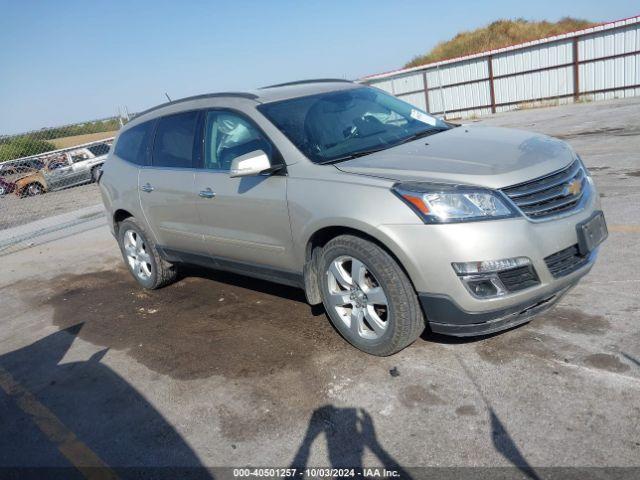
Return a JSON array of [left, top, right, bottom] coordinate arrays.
[[229, 150, 271, 178]]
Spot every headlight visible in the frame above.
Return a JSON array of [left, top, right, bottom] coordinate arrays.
[[392, 182, 519, 223]]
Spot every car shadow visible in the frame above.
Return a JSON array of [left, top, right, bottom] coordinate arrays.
[[420, 323, 525, 345], [179, 264, 528, 343], [179, 264, 326, 316], [0, 324, 213, 479]]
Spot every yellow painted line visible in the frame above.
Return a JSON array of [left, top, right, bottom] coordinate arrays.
[[0, 365, 119, 480], [609, 224, 640, 233]]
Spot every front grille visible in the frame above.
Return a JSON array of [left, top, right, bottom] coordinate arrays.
[[544, 244, 590, 278], [502, 160, 586, 220], [497, 265, 540, 292]]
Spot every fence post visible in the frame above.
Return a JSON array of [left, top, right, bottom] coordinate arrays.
[[573, 37, 580, 101], [488, 55, 496, 114], [422, 70, 430, 112], [436, 64, 446, 118]]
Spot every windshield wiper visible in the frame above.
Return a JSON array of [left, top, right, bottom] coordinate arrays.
[[395, 127, 448, 146], [319, 146, 389, 164], [319, 127, 449, 165]]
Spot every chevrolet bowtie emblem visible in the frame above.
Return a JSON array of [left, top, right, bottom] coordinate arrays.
[[565, 178, 582, 196]]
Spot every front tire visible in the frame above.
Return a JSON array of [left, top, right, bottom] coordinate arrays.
[[117, 217, 178, 289], [318, 235, 425, 356]]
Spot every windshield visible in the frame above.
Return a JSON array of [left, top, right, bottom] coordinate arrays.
[[258, 87, 449, 164]]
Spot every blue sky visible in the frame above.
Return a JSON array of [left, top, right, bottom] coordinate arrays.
[[0, 0, 637, 134]]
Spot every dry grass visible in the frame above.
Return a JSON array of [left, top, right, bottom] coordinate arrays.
[[405, 17, 595, 68], [50, 131, 118, 149]]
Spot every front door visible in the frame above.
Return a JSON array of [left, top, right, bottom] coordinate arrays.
[[194, 110, 294, 271], [44, 157, 75, 189], [138, 110, 207, 255], [68, 150, 93, 184]]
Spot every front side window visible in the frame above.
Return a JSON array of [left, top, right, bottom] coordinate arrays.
[[114, 121, 154, 165], [152, 111, 199, 168], [203, 111, 273, 171], [258, 86, 449, 164]]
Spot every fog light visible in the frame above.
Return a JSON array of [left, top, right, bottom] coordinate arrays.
[[452, 257, 533, 299], [461, 274, 507, 298], [465, 277, 500, 297]]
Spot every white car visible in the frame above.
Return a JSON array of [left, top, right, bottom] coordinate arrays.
[[64, 142, 112, 183]]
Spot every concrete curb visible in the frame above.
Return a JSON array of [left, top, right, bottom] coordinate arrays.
[[0, 204, 106, 252]]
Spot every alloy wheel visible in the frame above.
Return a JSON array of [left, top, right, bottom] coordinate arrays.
[[123, 229, 152, 281], [326, 255, 389, 339]]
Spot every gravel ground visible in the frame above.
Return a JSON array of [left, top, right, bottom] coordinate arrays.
[[0, 182, 101, 230], [0, 98, 638, 477]]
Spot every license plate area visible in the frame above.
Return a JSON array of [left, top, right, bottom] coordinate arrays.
[[577, 211, 608, 255]]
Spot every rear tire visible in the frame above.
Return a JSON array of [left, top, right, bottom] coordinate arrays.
[[318, 235, 425, 356], [117, 217, 178, 289], [24, 183, 44, 197]]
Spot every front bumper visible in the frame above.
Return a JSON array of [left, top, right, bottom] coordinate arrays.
[[420, 281, 576, 336], [377, 179, 602, 336]]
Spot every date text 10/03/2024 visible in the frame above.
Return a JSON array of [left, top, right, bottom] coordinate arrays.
[[233, 468, 402, 478]]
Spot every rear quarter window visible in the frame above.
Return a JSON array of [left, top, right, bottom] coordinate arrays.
[[114, 121, 154, 165], [152, 111, 199, 168]]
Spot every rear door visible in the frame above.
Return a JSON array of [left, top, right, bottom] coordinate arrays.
[[193, 110, 295, 272], [138, 110, 207, 255]]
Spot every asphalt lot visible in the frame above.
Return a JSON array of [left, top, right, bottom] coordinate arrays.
[[0, 98, 639, 477]]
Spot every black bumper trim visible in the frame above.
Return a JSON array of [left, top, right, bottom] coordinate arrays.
[[419, 284, 575, 337], [158, 246, 304, 288]]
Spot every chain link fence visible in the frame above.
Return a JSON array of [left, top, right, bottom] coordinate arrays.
[[0, 117, 127, 254]]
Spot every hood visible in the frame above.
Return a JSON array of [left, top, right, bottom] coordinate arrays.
[[334, 125, 576, 189]]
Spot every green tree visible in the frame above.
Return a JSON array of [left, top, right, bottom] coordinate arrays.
[[0, 137, 57, 162], [405, 17, 595, 68]]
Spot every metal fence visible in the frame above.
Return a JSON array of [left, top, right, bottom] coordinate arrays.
[[360, 15, 640, 119], [0, 118, 122, 254]]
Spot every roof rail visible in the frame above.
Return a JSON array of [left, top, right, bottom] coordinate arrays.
[[260, 78, 353, 89], [136, 92, 259, 118]]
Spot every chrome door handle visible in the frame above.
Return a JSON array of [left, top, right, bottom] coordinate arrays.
[[140, 183, 154, 193], [199, 188, 216, 199]]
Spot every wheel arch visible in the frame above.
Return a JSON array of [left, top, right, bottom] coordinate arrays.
[[18, 181, 46, 196], [303, 224, 417, 305], [113, 209, 134, 234]]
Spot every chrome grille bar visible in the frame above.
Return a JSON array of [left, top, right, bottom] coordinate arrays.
[[515, 170, 585, 206], [501, 160, 586, 220], [503, 160, 581, 198]]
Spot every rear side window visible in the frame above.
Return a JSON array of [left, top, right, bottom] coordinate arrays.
[[152, 111, 199, 168], [114, 121, 153, 165], [88, 143, 111, 157]]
